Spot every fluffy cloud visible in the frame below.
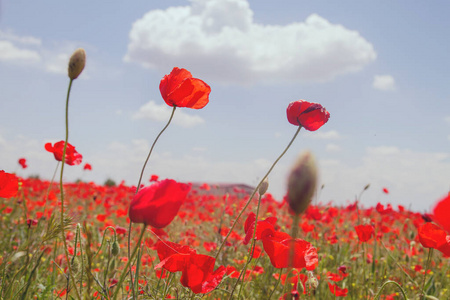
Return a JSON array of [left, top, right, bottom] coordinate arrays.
[[124, 0, 376, 84], [0, 30, 87, 75], [132, 101, 205, 127], [0, 40, 41, 63], [304, 130, 341, 140], [373, 74, 396, 91]]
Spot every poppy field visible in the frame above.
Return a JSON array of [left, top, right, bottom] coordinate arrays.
[[1, 49, 450, 300]]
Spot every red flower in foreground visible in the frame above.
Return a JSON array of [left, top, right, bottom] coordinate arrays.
[[286, 100, 330, 131], [160, 67, 211, 109], [18, 158, 27, 169], [328, 282, 348, 297], [433, 194, 450, 233], [418, 222, 447, 249], [155, 241, 226, 294], [262, 230, 318, 270], [129, 179, 190, 228], [45, 141, 83, 166], [0, 171, 19, 198], [83, 163, 92, 171], [355, 225, 374, 242]]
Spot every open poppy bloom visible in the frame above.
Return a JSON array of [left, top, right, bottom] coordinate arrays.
[[45, 141, 83, 166], [433, 194, 450, 233], [159, 67, 211, 109], [261, 229, 318, 270], [129, 179, 190, 228], [328, 282, 348, 297], [155, 241, 226, 294], [354, 224, 375, 242], [0, 170, 19, 198], [243, 212, 277, 245], [18, 158, 27, 169], [286, 100, 330, 131], [418, 222, 447, 249]]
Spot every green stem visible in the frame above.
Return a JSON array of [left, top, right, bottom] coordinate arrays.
[[214, 126, 302, 262], [374, 280, 408, 300], [135, 106, 177, 193], [59, 78, 82, 300], [112, 224, 147, 300], [420, 248, 433, 299], [229, 193, 263, 299]]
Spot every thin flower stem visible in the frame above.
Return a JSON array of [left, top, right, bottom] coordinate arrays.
[[420, 248, 433, 299], [59, 78, 82, 300], [229, 193, 264, 299], [288, 213, 300, 294], [268, 268, 283, 300], [374, 280, 408, 299], [214, 126, 302, 262], [112, 224, 147, 300], [135, 106, 177, 193]]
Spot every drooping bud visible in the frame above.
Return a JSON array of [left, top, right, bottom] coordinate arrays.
[[286, 151, 318, 214], [68, 48, 86, 80], [259, 178, 269, 196]]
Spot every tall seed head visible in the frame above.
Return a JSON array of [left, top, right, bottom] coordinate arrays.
[[68, 48, 86, 80], [286, 151, 318, 214]]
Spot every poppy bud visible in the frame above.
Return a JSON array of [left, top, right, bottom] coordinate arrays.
[[286, 151, 318, 214], [111, 241, 120, 256], [68, 48, 86, 80], [259, 178, 269, 196]]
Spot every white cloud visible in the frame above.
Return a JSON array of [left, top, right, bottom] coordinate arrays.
[[304, 130, 341, 140], [0, 40, 41, 63], [326, 143, 341, 152], [0, 30, 89, 76], [373, 74, 396, 91], [132, 101, 205, 127], [124, 0, 376, 84], [0, 29, 42, 46]]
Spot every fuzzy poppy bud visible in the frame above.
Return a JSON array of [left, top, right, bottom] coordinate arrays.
[[111, 241, 120, 256], [286, 151, 318, 214], [259, 178, 269, 196], [68, 48, 86, 80]]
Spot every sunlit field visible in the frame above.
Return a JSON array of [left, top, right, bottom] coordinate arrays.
[[1, 49, 449, 300]]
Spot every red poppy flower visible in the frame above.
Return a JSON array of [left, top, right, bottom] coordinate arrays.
[[129, 179, 190, 228], [45, 141, 83, 166], [0, 170, 19, 198], [437, 236, 450, 257], [328, 282, 348, 297], [149, 174, 159, 182], [18, 158, 27, 169], [418, 222, 447, 249], [243, 212, 277, 245], [261, 229, 318, 270], [160, 67, 211, 109], [286, 100, 330, 131], [382, 187, 389, 194], [155, 241, 225, 294], [83, 163, 92, 171], [354, 225, 374, 242], [433, 194, 450, 233]]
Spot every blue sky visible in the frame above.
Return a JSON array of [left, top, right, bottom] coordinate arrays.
[[1, 0, 449, 211]]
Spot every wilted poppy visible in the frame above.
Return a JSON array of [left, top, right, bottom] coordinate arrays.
[[433, 194, 450, 233], [160, 67, 211, 109], [354, 224, 374, 242], [129, 179, 190, 228], [18, 158, 27, 169], [0, 170, 19, 198], [45, 141, 83, 166], [286, 100, 330, 131]]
